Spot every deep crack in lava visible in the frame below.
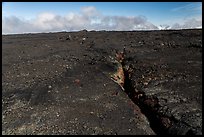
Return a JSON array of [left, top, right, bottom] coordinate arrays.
[[114, 51, 173, 135]]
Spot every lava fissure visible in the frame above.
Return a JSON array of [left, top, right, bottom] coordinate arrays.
[[117, 54, 173, 135]]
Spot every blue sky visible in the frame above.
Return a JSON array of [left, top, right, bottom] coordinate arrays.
[[2, 2, 202, 34]]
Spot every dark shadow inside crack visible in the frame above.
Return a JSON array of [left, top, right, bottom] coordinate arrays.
[[123, 65, 171, 135]]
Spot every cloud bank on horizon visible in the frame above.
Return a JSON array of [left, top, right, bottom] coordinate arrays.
[[2, 5, 202, 34]]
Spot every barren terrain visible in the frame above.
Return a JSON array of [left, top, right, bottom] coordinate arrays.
[[2, 29, 202, 135]]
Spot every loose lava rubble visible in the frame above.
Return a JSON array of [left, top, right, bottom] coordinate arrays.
[[2, 29, 202, 135]]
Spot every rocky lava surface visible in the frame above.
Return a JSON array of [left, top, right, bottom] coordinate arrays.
[[2, 29, 202, 135]]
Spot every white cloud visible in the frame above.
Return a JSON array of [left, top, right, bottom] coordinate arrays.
[[171, 17, 202, 30], [2, 6, 202, 34], [99, 16, 158, 31], [168, 2, 202, 30], [81, 6, 100, 17], [2, 16, 33, 33]]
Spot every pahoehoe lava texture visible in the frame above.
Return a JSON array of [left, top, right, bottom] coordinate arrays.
[[2, 29, 202, 135]]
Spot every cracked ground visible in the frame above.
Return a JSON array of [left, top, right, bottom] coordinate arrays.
[[2, 29, 202, 135]]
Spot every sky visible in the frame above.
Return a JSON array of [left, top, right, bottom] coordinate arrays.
[[2, 2, 202, 34]]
